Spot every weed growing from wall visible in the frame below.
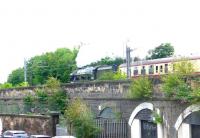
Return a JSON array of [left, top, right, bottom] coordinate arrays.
[[127, 76, 153, 99], [65, 98, 100, 138]]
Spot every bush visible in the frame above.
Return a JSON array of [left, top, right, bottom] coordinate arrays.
[[65, 98, 99, 138], [127, 77, 153, 99], [0, 83, 13, 89], [162, 59, 200, 103], [98, 70, 126, 81], [23, 77, 68, 114]]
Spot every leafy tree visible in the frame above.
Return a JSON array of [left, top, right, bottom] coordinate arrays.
[[89, 57, 124, 66], [8, 47, 79, 86], [7, 68, 24, 85], [146, 43, 174, 59]]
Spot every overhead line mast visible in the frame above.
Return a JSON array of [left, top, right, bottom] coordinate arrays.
[[126, 45, 133, 79]]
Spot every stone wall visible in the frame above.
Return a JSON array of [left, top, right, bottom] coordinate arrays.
[[0, 79, 197, 138], [63, 79, 164, 99], [0, 113, 59, 136], [84, 98, 189, 138]]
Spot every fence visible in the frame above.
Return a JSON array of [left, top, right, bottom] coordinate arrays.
[[95, 119, 128, 138]]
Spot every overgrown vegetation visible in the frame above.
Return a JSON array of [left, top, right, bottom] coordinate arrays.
[[97, 70, 126, 81], [8, 47, 79, 86], [152, 111, 163, 124], [64, 98, 100, 138], [162, 59, 200, 103], [127, 76, 153, 99], [23, 77, 68, 114]]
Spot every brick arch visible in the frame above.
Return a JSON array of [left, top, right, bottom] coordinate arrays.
[[175, 104, 200, 131], [128, 102, 154, 126], [128, 102, 163, 138], [0, 118, 2, 135]]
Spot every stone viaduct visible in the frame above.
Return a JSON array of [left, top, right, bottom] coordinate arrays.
[[0, 79, 200, 138]]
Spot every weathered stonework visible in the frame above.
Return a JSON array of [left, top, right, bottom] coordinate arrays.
[[0, 113, 58, 136], [0, 79, 199, 138]]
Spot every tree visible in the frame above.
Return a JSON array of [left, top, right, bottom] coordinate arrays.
[[7, 47, 79, 86], [146, 43, 174, 59], [7, 68, 24, 85], [89, 57, 124, 66]]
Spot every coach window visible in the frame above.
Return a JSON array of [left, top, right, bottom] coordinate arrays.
[[134, 66, 138, 75], [156, 66, 158, 73], [165, 64, 168, 73], [160, 65, 163, 73], [149, 65, 154, 74], [141, 66, 146, 75]]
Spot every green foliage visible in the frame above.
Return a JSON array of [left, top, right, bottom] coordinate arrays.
[[162, 59, 200, 103], [152, 112, 163, 124], [89, 57, 124, 66], [173, 58, 196, 76], [0, 82, 13, 89], [35, 88, 48, 103], [23, 94, 35, 105], [7, 68, 24, 85], [65, 98, 100, 138], [8, 47, 79, 86], [146, 43, 174, 59], [98, 70, 126, 81], [16, 82, 29, 87], [23, 77, 68, 114], [48, 90, 68, 113], [45, 77, 60, 90], [127, 77, 153, 99]]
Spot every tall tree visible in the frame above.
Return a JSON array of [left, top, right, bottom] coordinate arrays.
[[7, 47, 79, 86], [146, 43, 174, 59]]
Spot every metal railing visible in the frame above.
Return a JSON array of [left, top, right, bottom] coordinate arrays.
[[95, 119, 128, 138]]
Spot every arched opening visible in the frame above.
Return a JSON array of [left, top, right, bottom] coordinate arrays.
[[175, 104, 200, 138], [98, 107, 115, 119], [128, 102, 163, 138], [0, 118, 2, 136]]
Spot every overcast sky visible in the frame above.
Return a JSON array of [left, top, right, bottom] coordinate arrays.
[[0, 0, 200, 83]]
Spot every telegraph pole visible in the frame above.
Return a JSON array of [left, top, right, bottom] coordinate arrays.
[[24, 58, 27, 82], [126, 45, 132, 79]]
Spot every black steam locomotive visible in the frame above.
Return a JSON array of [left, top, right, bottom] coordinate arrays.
[[70, 65, 118, 82]]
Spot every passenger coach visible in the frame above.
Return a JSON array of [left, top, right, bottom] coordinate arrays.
[[119, 56, 200, 77]]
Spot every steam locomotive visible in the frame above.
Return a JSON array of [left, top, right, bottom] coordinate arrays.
[[70, 56, 200, 82]]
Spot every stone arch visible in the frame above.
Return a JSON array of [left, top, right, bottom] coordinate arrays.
[[175, 104, 200, 130], [98, 107, 115, 119], [128, 102, 163, 138], [0, 118, 2, 135], [128, 102, 154, 126], [175, 104, 200, 138]]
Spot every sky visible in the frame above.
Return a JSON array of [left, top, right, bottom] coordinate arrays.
[[0, 0, 200, 83]]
